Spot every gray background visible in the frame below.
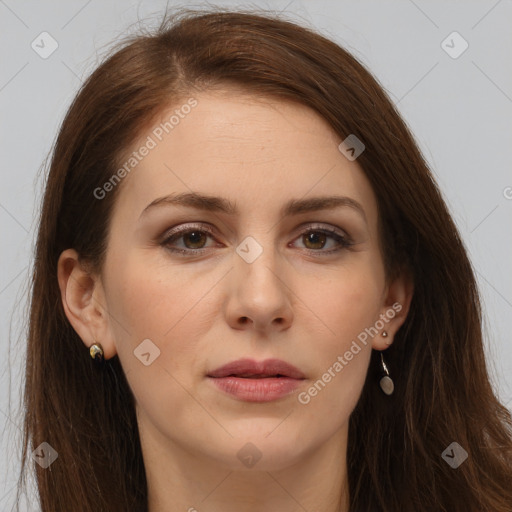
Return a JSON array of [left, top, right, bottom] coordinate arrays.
[[1, 0, 511, 509]]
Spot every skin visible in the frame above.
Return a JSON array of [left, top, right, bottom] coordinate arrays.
[[58, 87, 413, 512]]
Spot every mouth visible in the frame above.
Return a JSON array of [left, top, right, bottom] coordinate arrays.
[[207, 358, 306, 380], [222, 374, 288, 379], [206, 358, 306, 402]]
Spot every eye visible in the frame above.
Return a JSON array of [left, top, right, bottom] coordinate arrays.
[[160, 223, 353, 256], [290, 225, 353, 254], [161, 223, 217, 255]]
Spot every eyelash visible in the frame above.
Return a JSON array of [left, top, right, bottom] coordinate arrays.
[[160, 223, 353, 257]]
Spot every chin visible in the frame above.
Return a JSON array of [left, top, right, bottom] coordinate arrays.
[[204, 430, 309, 472]]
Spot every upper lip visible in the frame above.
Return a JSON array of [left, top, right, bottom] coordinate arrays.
[[207, 358, 306, 379]]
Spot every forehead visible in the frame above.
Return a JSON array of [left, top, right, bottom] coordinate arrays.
[[110, 88, 378, 226]]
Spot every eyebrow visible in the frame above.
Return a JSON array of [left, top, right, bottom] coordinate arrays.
[[138, 192, 367, 222]]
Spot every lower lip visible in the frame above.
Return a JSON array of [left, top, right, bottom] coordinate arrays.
[[208, 376, 304, 402]]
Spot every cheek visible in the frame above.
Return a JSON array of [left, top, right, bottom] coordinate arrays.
[[296, 258, 383, 403], [102, 253, 214, 423], [106, 249, 200, 333], [103, 250, 221, 372], [295, 273, 378, 429], [306, 258, 384, 343]]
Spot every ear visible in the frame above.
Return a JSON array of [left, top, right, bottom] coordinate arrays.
[[372, 267, 414, 350], [57, 249, 117, 359]]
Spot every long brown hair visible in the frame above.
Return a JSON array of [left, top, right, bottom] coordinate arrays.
[[13, 6, 512, 511]]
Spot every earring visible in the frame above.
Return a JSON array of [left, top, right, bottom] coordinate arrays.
[[378, 352, 394, 395], [89, 342, 105, 367], [382, 330, 392, 346]]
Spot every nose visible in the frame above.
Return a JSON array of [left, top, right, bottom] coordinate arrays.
[[224, 238, 294, 334]]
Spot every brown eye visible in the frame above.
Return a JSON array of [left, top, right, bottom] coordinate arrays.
[[291, 226, 352, 254], [302, 232, 328, 250], [161, 223, 352, 257], [161, 224, 217, 255], [181, 230, 208, 249]]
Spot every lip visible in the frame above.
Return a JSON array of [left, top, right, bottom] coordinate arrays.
[[207, 358, 306, 403], [207, 358, 306, 379]]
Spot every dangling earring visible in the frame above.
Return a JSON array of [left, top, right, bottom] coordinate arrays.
[[89, 342, 105, 368], [378, 351, 394, 395]]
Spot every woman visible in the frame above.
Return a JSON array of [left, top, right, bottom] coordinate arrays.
[[16, 7, 512, 512]]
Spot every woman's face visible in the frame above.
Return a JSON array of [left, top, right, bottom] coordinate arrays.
[[66, 88, 410, 472]]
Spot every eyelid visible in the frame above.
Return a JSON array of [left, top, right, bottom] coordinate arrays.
[[160, 222, 216, 240], [292, 221, 349, 238], [161, 221, 349, 239], [160, 221, 353, 255]]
